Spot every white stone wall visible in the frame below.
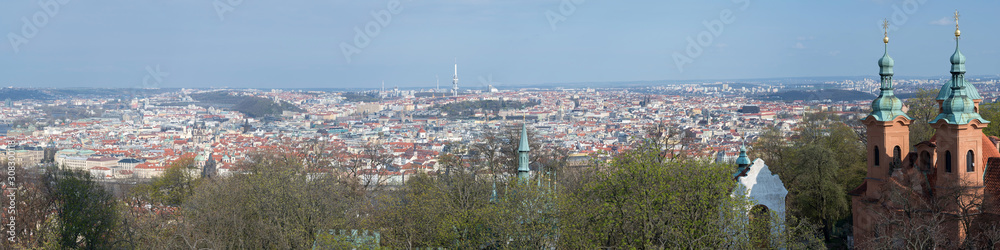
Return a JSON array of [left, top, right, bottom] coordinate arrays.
[[737, 158, 788, 219]]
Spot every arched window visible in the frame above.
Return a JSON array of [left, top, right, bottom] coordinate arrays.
[[920, 151, 932, 172], [967, 150, 975, 172], [874, 146, 880, 166], [893, 146, 901, 165], [945, 151, 953, 173]]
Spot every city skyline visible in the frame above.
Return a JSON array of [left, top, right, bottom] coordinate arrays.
[[3, 1, 1000, 88]]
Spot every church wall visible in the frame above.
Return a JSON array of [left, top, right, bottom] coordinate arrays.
[[865, 118, 910, 200], [933, 124, 985, 189]]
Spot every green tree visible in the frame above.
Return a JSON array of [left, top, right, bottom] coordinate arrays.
[[181, 152, 355, 249], [788, 144, 849, 242], [50, 168, 123, 249], [796, 113, 867, 194], [752, 126, 791, 177], [906, 88, 939, 143], [558, 141, 821, 249], [132, 157, 199, 206], [778, 113, 864, 245], [980, 102, 1000, 137], [366, 174, 452, 248]]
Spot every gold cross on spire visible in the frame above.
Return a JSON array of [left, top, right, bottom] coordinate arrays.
[[882, 19, 889, 35], [955, 10, 960, 26], [954, 10, 961, 38], [882, 19, 889, 43]]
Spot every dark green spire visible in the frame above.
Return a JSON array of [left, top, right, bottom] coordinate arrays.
[[868, 28, 911, 122], [517, 123, 530, 180], [734, 142, 751, 178], [931, 19, 989, 125]]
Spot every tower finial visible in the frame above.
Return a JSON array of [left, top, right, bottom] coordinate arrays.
[[882, 19, 890, 44], [954, 10, 961, 38], [740, 131, 746, 148]]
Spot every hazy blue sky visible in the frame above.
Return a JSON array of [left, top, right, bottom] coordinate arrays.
[[2, 0, 999, 89]]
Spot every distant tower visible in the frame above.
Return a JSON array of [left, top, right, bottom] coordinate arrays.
[[517, 123, 531, 180], [452, 63, 459, 97]]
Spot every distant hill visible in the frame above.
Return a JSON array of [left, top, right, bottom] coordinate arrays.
[[190, 91, 305, 118], [757, 89, 875, 102], [342, 92, 381, 102], [0, 88, 54, 101]]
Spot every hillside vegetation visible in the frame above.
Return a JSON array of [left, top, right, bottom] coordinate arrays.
[[190, 91, 305, 118]]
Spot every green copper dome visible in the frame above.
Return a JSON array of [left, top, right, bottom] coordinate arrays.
[[735, 145, 751, 166], [878, 44, 894, 75], [870, 93, 910, 121], [932, 37, 988, 125], [931, 89, 987, 125], [936, 78, 982, 100], [868, 41, 910, 122], [951, 45, 966, 73], [937, 41, 979, 100]]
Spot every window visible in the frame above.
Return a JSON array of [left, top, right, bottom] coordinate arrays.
[[920, 151, 932, 172], [967, 150, 975, 172], [945, 151, 952, 173], [874, 146, 880, 166], [893, 146, 901, 165]]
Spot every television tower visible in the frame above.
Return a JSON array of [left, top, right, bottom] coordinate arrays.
[[452, 62, 459, 97]]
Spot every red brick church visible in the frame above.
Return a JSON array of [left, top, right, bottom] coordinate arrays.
[[851, 14, 1000, 248]]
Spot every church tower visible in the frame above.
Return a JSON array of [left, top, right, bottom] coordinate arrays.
[[930, 11, 989, 192], [927, 11, 989, 242], [517, 123, 531, 181], [861, 21, 912, 198]]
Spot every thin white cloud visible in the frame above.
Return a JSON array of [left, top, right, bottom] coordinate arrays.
[[930, 17, 951, 26], [829, 51, 841, 56], [794, 42, 806, 49]]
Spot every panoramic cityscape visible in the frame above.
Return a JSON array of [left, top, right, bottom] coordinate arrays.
[[3, 1, 1000, 249]]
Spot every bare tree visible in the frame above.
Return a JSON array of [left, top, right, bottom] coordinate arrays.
[[332, 142, 394, 192], [866, 180, 950, 249], [863, 175, 998, 249]]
